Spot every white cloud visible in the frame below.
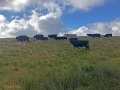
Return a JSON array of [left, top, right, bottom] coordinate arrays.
[[0, 0, 29, 12], [68, 26, 94, 36], [67, 20, 120, 36], [0, 0, 119, 38], [1, 12, 120, 38], [60, 0, 106, 11], [0, 14, 6, 22], [0, 3, 64, 38], [0, 0, 109, 12], [0, 0, 48, 12], [0, 0, 64, 37]]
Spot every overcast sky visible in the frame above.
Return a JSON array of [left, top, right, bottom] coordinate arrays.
[[0, 0, 120, 38]]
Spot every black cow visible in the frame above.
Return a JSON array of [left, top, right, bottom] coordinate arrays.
[[34, 34, 45, 40], [55, 37, 67, 40], [87, 34, 93, 37], [70, 40, 89, 50], [104, 34, 112, 37], [48, 34, 57, 39], [87, 34, 101, 37], [92, 34, 101, 37], [16, 35, 30, 42]]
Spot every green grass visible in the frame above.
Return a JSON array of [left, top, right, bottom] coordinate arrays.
[[0, 37, 120, 90]]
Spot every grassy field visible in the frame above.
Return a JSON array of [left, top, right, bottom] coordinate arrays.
[[0, 37, 120, 90]]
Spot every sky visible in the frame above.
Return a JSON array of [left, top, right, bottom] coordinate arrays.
[[0, 0, 120, 38]]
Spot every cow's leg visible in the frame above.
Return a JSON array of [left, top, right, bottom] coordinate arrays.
[[87, 45, 90, 49], [86, 45, 89, 50], [86, 45, 90, 50]]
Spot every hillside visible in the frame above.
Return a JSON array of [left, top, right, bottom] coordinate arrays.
[[0, 37, 120, 90]]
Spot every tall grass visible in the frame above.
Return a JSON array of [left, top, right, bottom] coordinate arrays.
[[0, 37, 120, 90]]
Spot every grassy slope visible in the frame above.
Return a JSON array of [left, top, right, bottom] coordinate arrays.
[[0, 37, 120, 90]]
